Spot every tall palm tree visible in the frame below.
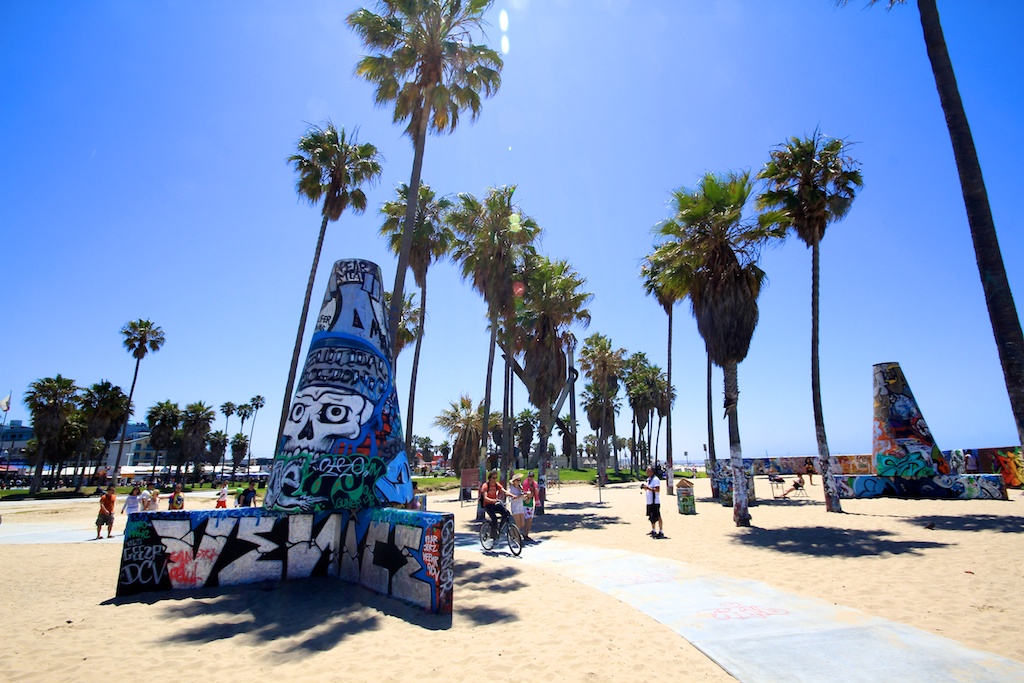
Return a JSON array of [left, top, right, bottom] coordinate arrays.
[[517, 255, 592, 482], [24, 375, 79, 494], [641, 250, 682, 492], [207, 431, 228, 480], [381, 182, 454, 457], [277, 122, 383, 453], [840, 0, 1024, 446], [434, 394, 485, 474], [579, 333, 626, 485], [348, 0, 503, 348], [758, 131, 863, 513], [657, 171, 781, 527], [146, 400, 181, 479], [515, 408, 537, 467], [181, 401, 216, 483], [111, 319, 165, 483], [236, 403, 253, 440], [384, 290, 420, 364], [624, 352, 658, 472], [220, 401, 236, 436], [247, 395, 265, 460], [230, 433, 249, 481], [450, 186, 540, 468], [77, 381, 129, 491]]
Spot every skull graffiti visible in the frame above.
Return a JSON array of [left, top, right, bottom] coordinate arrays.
[[282, 386, 374, 455]]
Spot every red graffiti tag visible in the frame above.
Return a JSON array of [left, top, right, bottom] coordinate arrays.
[[167, 548, 220, 586]]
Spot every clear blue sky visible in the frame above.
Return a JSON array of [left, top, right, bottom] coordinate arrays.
[[3, 1, 1022, 463]]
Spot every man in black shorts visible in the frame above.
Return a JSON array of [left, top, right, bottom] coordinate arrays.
[[641, 466, 664, 538]]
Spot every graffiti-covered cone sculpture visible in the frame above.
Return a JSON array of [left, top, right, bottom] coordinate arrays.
[[266, 259, 412, 512]]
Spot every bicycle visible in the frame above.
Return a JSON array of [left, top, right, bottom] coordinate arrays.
[[478, 506, 524, 556]]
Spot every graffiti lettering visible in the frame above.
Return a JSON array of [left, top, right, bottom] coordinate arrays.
[[708, 603, 788, 620]]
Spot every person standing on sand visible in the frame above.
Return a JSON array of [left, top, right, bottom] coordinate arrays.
[[96, 486, 116, 539], [641, 466, 664, 539], [167, 483, 185, 510]]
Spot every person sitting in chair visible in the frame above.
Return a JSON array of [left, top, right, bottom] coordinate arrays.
[[780, 473, 805, 499]]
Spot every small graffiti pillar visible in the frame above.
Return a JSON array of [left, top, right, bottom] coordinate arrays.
[[266, 259, 412, 512]]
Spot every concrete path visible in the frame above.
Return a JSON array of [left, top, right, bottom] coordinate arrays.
[[461, 537, 1024, 683]]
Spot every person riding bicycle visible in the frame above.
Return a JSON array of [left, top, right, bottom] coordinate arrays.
[[479, 469, 511, 539]]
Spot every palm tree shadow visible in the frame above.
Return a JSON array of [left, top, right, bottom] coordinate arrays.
[[901, 514, 1024, 533], [733, 526, 949, 557]]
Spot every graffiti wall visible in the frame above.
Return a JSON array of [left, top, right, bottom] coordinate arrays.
[[266, 259, 412, 512], [117, 507, 454, 614], [707, 460, 756, 507], [946, 447, 1024, 489], [873, 362, 950, 478], [836, 474, 1007, 500]]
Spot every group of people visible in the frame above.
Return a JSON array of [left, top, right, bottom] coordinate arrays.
[[479, 469, 540, 543], [94, 480, 259, 539]]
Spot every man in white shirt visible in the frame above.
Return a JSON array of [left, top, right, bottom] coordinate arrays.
[[140, 482, 160, 512], [641, 466, 664, 538]]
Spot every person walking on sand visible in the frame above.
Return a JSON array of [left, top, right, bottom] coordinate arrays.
[[140, 482, 160, 511], [216, 481, 230, 509], [238, 481, 258, 507], [167, 483, 185, 510], [121, 486, 142, 517], [522, 471, 539, 543], [96, 486, 116, 539], [641, 466, 664, 538], [508, 473, 526, 534]]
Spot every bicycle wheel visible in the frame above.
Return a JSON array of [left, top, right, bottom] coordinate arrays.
[[506, 523, 524, 556], [479, 522, 496, 551]]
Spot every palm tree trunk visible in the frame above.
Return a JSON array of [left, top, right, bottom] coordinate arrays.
[[918, 0, 1024, 444], [29, 442, 46, 494], [568, 347, 579, 469], [811, 239, 843, 512], [611, 420, 620, 474], [112, 358, 141, 484], [388, 90, 434, 351], [248, 409, 259, 461], [405, 281, 428, 457], [665, 306, 675, 494], [481, 312, 499, 466], [631, 414, 638, 476], [275, 212, 330, 454], [706, 350, 719, 498], [724, 360, 750, 527]]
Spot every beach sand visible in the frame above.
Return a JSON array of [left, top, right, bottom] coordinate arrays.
[[1, 477, 1021, 682]]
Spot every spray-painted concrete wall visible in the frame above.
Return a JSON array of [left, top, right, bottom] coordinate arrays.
[[266, 259, 412, 513], [835, 363, 1009, 500], [117, 507, 454, 614], [943, 447, 1024, 488], [707, 460, 756, 506], [836, 474, 1006, 500]]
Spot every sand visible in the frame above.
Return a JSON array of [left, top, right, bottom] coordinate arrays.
[[1, 477, 1021, 682]]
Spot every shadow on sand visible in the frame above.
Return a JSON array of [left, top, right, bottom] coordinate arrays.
[[103, 554, 526, 649], [733, 525, 949, 558], [901, 513, 1024, 534]]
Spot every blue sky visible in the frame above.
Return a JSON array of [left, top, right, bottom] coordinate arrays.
[[2, 0, 1022, 463]]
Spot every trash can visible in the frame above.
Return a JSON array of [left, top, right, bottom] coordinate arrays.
[[676, 478, 695, 515]]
